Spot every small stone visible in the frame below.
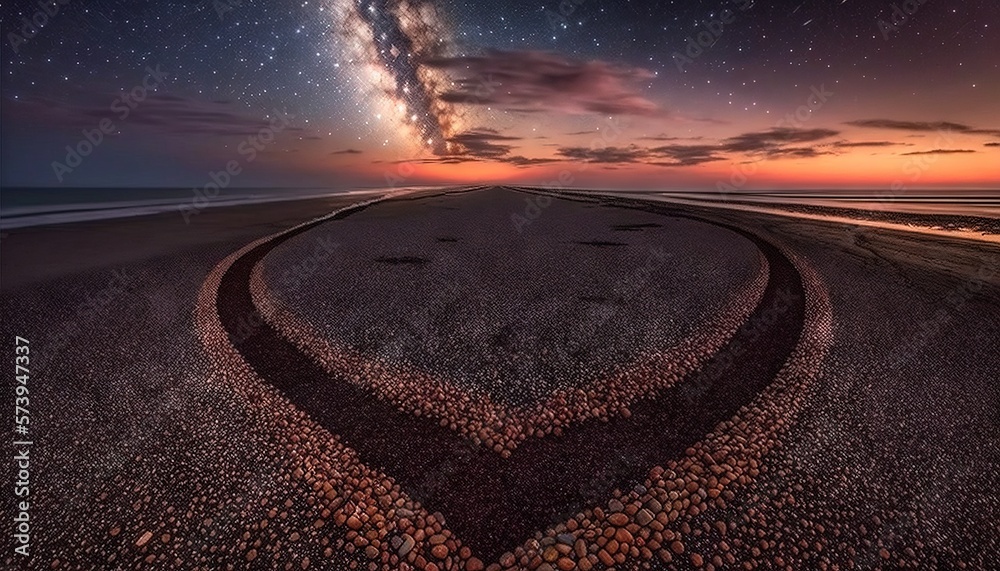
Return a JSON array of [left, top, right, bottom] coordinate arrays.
[[635, 508, 654, 526], [346, 515, 363, 530], [398, 535, 415, 557], [608, 513, 629, 527], [608, 499, 624, 512], [557, 557, 576, 571], [431, 544, 449, 560], [543, 546, 560, 562], [135, 531, 152, 547]]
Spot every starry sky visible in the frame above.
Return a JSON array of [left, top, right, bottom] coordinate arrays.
[[2, 0, 998, 190]]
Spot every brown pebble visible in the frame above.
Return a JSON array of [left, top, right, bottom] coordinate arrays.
[[557, 557, 576, 571]]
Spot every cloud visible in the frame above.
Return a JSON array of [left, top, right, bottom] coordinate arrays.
[[114, 95, 300, 136], [639, 134, 685, 142], [556, 143, 724, 166], [846, 119, 1000, 137], [423, 50, 659, 116], [764, 147, 832, 158], [832, 141, 903, 148], [4, 92, 300, 137], [648, 144, 725, 166], [900, 149, 977, 155], [985, 142, 1000, 147], [721, 128, 839, 153], [557, 145, 650, 163], [500, 155, 559, 167], [445, 128, 521, 159], [331, 149, 363, 155], [553, 128, 838, 167]]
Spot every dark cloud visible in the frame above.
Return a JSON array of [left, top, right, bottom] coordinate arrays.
[[846, 119, 1000, 137], [424, 50, 659, 116], [900, 149, 977, 155], [556, 145, 650, 163], [6, 93, 300, 137], [832, 141, 903, 148], [648, 144, 725, 166], [331, 149, 363, 155], [115, 95, 299, 136], [556, 143, 724, 166], [765, 147, 832, 158], [639, 135, 684, 142], [985, 142, 1000, 147], [500, 156, 559, 167], [554, 128, 838, 167], [445, 128, 521, 159], [722, 128, 839, 153]]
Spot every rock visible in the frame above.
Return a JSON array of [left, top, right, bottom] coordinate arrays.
[[398, 534, 415, 557], [557, 557, 576, 571], [346, 515, 363, 530], [431, 544, 449, 559], [608, 499, 624, 513], [608, 513, 629, 526], [135, 531, 152, 547], [543, 546, 560, 562], [635, 508, 654, 526]]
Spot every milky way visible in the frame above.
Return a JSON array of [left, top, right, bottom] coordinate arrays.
[[334, 0, 461, 156]]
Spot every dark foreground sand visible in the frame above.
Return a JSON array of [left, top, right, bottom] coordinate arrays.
[[1, 187, 998, 570]]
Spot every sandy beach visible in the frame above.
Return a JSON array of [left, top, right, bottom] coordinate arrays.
[[2, 187, 998, 570]]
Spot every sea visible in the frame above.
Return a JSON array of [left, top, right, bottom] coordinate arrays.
[[0, 186, 399, 230], [1, 186, 998, 231]]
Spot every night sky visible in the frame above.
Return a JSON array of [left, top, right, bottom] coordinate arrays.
[[2, 0, 998, 190]]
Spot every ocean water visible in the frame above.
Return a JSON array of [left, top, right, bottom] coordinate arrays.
[[656, 191, 1000, 219], [2, 187, 998, 230], [0, 186, 398, 230]]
